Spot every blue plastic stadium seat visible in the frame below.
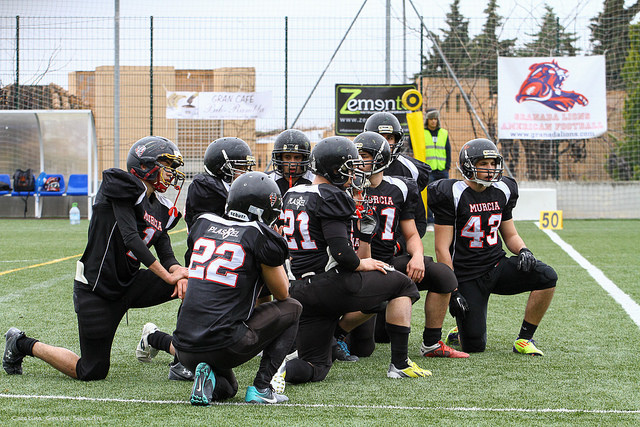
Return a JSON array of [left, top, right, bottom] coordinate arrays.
[[39, 173, 66, 196], [67, 173, 88, 196], [0, 174, 10, 195]]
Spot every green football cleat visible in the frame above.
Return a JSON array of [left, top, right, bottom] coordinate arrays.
[[513, 338, 544, 356], [387, 359, 432, 378], [444, 326, 459, 347]]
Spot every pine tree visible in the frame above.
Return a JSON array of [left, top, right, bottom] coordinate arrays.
[[617, 23, 640, 179], [469, 0, 516, 94], [420, 0, 472, 78], [519, 5, 579, 56], [590, 0, 640, 89]]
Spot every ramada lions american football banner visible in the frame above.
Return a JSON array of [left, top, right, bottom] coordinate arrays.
[[166, 91, 271, 119], [498, 56, 606, 140]]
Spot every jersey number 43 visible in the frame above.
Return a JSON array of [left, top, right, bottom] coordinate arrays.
[[461, 214, 502, 248]]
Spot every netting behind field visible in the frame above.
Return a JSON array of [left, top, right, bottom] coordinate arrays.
[[1, 6, 639, 217]]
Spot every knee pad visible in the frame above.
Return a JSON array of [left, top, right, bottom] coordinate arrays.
[[285, 358, 331, 384], [76, 359, 109, 381], [350, 339, 375, 358], [424, 262, 458, 293], [535, 263, 558, 289], [460, 333, 486, 353], [311, 363, 332, 382]]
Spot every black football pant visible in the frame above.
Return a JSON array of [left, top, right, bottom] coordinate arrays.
[[286, 268, 419, 384], [352, 254, 457, 350], [175, 297, 302, 400], [456, 256, 557, 353], [73, 269, 176, 381]]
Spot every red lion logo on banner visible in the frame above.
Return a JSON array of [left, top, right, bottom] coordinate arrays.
[[515, 60, 588, 112]]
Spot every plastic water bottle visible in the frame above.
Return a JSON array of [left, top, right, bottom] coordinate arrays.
[[69, 203, 81, 225]]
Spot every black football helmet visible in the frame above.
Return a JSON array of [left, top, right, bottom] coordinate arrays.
[[272, 129, 311, 178], [457, 138, 504, 187], [126, 136, 185, 192], [363, 112, 404, 161], [353, 131, 391, 175], [225, 171, 282, 226], [204, 137, 256, 183], [310, 136, 364, 189]]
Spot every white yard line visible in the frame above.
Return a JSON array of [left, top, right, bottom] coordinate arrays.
[[0, 275, 71, 303], [537, 223, 640, 328], [0, 393, 638, 414]]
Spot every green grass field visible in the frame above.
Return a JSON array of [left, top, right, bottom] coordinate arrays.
[[1, 219, 639, 426]]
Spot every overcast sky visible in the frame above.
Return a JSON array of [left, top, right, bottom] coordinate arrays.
[[3, 0, 633, 47], [2, 0, 635, 131], [0, 0, 611, 24]]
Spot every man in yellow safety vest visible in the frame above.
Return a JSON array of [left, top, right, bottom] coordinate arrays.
[[424, 109, 451, 231]]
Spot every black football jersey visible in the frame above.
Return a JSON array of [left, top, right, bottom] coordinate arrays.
[[427, 177, 519, 281], [75, 168, 181, 300], [267, 170, 315, 197], [184, 173, 230, 230], [367, 176, 419, 263], [172, 213, 289, 352], [386, 154, 431, 191], [385, 154, 430, 236], [282, 183, 355, 278]]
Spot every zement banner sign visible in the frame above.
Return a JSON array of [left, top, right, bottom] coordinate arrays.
[[498, 56, 607, 140], [335, 84, 416, 136]]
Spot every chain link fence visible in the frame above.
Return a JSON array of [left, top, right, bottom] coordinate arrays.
[[1, 10, 639, 217]]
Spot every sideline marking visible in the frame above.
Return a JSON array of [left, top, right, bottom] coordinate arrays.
[[537, 223, 640, 328], [0, 227, 187, 277], [0, 394, 638, 414], [0, 255, 80, 277]]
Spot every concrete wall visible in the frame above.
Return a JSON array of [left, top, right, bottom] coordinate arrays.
[[518, 181, 640, 219]]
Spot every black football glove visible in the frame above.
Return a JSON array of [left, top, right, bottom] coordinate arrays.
[[517, 248, 536, 272], [449, 290, 469, 319]]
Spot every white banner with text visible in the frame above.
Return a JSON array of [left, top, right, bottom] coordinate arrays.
[[498, 56, 607, 140], [166, 91, 271, 119]]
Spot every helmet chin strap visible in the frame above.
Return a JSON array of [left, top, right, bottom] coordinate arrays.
[[168, 183, 183, 218], [475, 178, 493, 187], [473, 168, 501, 187]]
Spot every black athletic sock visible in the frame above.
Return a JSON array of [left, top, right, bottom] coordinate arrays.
[[422, 327, 442, 347], [334, 325, 349, 341], [518, 320, 538, 341], [147, 331, 172, 354], [386, 323, 410, 369], [16, 336, 38, 357]]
